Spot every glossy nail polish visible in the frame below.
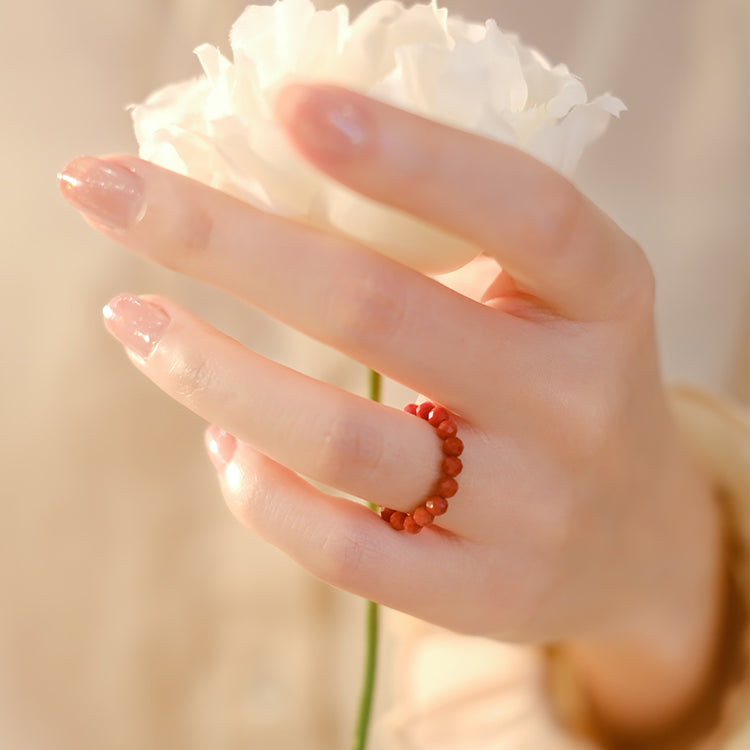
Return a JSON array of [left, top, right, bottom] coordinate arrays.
[[102, 295, 170, 359], [275, 84, 374, 161], [205, 426, 238, 471], [59, 156, 145, 230]]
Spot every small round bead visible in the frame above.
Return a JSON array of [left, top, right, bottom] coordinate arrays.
[[438, 477, 459, 498], [428, 406, 449, 427], [380, 507, 395, 523], [436, 419, 457, 439], [416, 402, 434, 420], [425, 495, 449, 516], [404, 403, 418, 416], [389, 511, 406, 530], [442, 436, 464, 456], [403, 515, 422, 534], [442, 456, 463, 477], [413, 506, 434, 526]]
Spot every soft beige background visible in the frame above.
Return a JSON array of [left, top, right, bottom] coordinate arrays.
[[1, 1, 747, 748]]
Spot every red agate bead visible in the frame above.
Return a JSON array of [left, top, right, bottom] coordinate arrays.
[[413, 506, 434, 526], [425, 495, 449, 516], [389, 511, 406, 530], [428, 406, 449, 426], [442, 436, 464, 456], [436, 419, 457, 439], [416, 401, 434, 420], [438, 477, 458, 498], [442, 456, 463, 477], [403, 515, 422, 534]]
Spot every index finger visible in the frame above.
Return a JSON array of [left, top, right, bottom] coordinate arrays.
[[275, 84, 648, 320]]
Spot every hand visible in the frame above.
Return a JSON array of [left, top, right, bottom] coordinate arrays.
[[60, 84, 723, 738]]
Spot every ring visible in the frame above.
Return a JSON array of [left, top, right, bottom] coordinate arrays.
[[380, 402, 463, 534]]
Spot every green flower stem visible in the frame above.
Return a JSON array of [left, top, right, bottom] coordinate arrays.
[[351, 369, 382, 750], [368, 367, 382, 404], [351, 598, 379, 750]]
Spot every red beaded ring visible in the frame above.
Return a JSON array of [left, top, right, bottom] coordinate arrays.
[[380, 402, 463, 534]]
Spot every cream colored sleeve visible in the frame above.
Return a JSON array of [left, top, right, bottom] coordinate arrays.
[[669, 386, 750, 749], [381, 386, 750, 750]]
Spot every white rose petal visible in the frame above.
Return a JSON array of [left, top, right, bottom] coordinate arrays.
[[131, 0, 625, 274]]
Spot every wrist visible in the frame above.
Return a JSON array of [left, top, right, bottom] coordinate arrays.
[[546, 385, 750, 746], [564, 449, 726, 739]]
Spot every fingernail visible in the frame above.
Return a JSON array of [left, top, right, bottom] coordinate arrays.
[[102, 294, 170, 359], [205, 426, 237, 471], [59, 156, 145, 230], [275, 84, 374, 161]]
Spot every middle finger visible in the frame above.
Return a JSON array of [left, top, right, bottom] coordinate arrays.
[[60, 155, 515, 421]]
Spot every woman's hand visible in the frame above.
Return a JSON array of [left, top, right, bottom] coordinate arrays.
[[60, 84, 723, 738]]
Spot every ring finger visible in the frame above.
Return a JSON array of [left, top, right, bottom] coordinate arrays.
[[103, 292, 474, 524]]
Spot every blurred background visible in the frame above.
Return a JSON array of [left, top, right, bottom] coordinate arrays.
[[0, 0, 747, 748]]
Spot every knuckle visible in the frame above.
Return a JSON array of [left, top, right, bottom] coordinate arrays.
[[538, 486, 581, 557], [316, 411, 385, 485], [585, 235, 657, 321], [315, 523, 374, 588], [180, 202, 217, 266], [153, 194, 216, 272], [325, 263, 408, 347], [620, 245, 657, 320], [528, 177, 586, 263], [524, 179, 656, 314], [226, 478, 257, 528], [227, 464, 276, 530], [564, 387, 620, 466], [167, 348, 215, 406]]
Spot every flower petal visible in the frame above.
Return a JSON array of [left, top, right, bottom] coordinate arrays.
[[132, 0, 624, 273]]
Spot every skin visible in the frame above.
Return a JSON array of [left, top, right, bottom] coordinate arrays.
[[60, 84, 724, 741]]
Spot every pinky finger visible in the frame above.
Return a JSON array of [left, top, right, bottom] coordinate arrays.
[[204, 426, 460, 615]]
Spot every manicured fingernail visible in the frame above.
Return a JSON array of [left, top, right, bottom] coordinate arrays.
[[59, 156, 145, 230], [102, 295, 170, 359], [275, 84, 374, 161], [205, 426, 237, 471]]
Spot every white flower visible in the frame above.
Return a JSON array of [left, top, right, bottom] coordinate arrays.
[[131, 0, 624, 274]]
